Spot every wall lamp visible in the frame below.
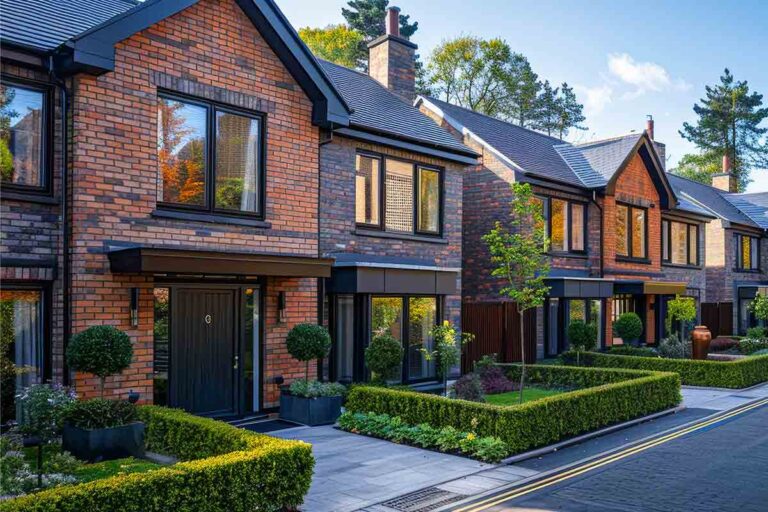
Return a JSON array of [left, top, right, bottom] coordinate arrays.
[[278, 291, 287, 323], [130, 288, 139, 327]]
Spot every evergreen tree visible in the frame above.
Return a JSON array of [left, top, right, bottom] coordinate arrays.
[[501, 57, 542, 128], [342, 0, 418, 71], [532, 80, 559, 136], [679, 68, 768, 191], [555, 82, 587, 139]]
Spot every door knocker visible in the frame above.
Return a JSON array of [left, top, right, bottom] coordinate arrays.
[[204, 314, 212, 325]]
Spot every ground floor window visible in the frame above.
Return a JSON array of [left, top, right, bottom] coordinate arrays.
[[564, 299, 602, 350], [334, 295, 355, 383], [1, 287, 47, 425]]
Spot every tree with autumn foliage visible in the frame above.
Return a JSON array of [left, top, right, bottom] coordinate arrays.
[[157, 99, 205, 205]]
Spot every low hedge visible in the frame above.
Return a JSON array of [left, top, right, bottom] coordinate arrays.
[[562, 351, 768, 389], [346, 364, 680, 455], [1, 406, 313, 512]]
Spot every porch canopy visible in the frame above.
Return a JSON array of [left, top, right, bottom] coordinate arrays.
[[613, 280, 688, 295], [326, 254, 459, 295], [544, 277, 614, 298], [108, 247, 333, 277]]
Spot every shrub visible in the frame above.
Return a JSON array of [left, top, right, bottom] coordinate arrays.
[[745, 326, 767, 340], [424, 321, 474, 386], [709, 338, 739, 352], [2, 406, 314, 511], [67, 326, 133, 398], [14, 384, 76, 443], [286, 323, 331, 380], [563, 351, 768, 388], [607, 345, 658, 357], [346, 364, 680, 455], [365, 333, 403, 383], [657, 334, 691, 359], [478, 365, 515, 394], [473, 354, 498, 373], [613, 312, 643, 344], [288, 379, 346, 398], [453, 373, 484, 402], [63, 399, 138, 430], [739, 338, 768, 355], [567, 320, 597, 364]]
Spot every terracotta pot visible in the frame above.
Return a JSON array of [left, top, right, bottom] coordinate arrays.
[[691, 325, 712, 360]]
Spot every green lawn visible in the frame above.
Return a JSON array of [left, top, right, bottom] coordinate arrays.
[[485, 387, 563, 405], [74, 457, 161, 483]]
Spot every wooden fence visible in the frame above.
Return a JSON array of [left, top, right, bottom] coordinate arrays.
[[700, 302, 733, 338], [461, 301, 537, 373]]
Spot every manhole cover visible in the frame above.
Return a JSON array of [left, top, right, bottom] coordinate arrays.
[[381, 487, 467, 512]]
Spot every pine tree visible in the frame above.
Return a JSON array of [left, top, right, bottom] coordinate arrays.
[[342, 0, 418, 71], [679, 68, 768, 191], [532, 80, 559, 137], [555, 82, 587, 140], [501, 57, 542, 128]]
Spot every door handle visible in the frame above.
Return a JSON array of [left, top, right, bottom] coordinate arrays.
[[233, 355, 239, 370]]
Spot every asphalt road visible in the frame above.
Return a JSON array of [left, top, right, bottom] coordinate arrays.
[[453, 399, 768, 512]]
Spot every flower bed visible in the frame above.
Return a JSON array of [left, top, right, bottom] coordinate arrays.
[[1, 406, 314, 512], [562, 351, 768, 388], [345, 364, 680, 455]]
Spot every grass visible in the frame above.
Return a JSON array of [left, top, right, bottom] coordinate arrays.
[[74, 457, 161, 483], [485, 386, 563, 406]]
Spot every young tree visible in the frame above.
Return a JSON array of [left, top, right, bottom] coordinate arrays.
[[665, 295, 697, 337], [482, 183, 550, 403], [422, 320, 474, 394], [298, 25, 363, 69], [342, 0, 418, 71], [679, 68, 768, 191]]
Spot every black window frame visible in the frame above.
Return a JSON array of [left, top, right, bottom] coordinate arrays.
[[0, 75, 54, 198], [616, 202, 649, 262], [536, 195, 588, 254], [156, 91, 267, 220], [354, 151, 444, 238], [662, 219, 700, 267], [734, 233, 760, 272]]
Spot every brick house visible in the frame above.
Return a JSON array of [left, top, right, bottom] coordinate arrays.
[[668, 165, 768, 335], [316, 8, 478, 385], [417, 98, 715, 359], [0, 0, 355, 420]]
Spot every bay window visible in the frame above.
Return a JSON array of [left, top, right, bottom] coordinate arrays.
[[538, 196, 587, 253], [662, 220, 699, 266], [735, 233, 760, 271], [616, 203, 647, 259], [157, 93, 264, 217]]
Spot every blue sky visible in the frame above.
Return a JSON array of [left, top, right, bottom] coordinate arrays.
[[279, 0, 768, 192]]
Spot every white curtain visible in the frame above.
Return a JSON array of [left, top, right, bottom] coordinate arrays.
[[13, 295, 41, 420], [241, 119, 260, 212]]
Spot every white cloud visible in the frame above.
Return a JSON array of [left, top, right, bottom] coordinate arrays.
[[607, 53, 690, 97], [574, 84, 613, 116]]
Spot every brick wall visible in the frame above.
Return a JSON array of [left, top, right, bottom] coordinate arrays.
[[66, 0, 321, 402]]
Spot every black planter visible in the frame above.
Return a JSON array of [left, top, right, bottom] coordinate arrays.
[[279, 392, 342, 426], [62, 422, 145, 463]]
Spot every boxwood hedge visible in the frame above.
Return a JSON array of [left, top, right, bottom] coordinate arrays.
[[1, 406, 314, 512], [345, 364, 681, 455], [562, 351, 768, 389]]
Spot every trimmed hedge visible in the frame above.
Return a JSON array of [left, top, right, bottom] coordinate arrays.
[[346, 364, 680, 455], [563, 351, 768, 389], [1, 406, 314, 512]]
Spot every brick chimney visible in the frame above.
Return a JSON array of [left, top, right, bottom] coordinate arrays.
[[645, 115, 666, 170], [367, 6, 417, 103], [646, 115, 654, 140], [712, 153, 738, 192]]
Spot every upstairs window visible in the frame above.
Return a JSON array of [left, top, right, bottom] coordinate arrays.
[[157, 93, 264, 216], [0, 80, 50, 194], [616, 203, 647, 260], [355, 153, 443, 236], [662, 220, 699, 266], [538, 196, 586, 253], [735, 234, 760, 271]]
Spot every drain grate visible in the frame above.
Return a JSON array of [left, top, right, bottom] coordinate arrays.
[[381, 487, 467, 512]]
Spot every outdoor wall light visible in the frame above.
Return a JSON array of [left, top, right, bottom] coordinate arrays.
[[130, 287, 139, 327], [278, 291, 287, 323]]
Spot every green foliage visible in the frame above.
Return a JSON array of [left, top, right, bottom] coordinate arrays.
[[67, 326, 133, 398], [63, 399, 138, 430], [567, 320, 597, 363], [365, 333, 404, 382], [749, 293, 768, 322], [739, 338, 768, 355], [1, 406, 314, 511], [337, 411, 509, 463], [671, 151, 722, 186], [298, 24, 363, 68], [345, 364, 680, 455], [484, 387, 563, 405], [73, 457, 158, 484], [285, 323, 331, 380], [665, 295, 697, 335], [423, 320, 474, 383], [657, 334, 692, 360], [0, 437, 79, 497], [613, 313, 643, 343], [608, 345, 658, 357], [563, 351, 768, 389], [288, 379, 346, 398], [532, 81, 587, 139], [15, 384, 76, 443], [679, 68, 768, 191], [745, 326, 767, 340], [453, 373, 484, 402]]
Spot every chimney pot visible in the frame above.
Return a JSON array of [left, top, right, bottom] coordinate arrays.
[[386, 6, 401, 37], [646, 115, 654, 140]]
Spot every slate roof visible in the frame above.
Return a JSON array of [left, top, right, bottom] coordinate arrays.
[[572, 134, 643, 182], [666, 173, 758, 227], [724, 192, 768, 229], [0, 0, 138, 52], [320, 62, 475, 156]]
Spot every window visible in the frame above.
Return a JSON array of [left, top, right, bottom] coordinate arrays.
[[157, 94, 264, 216], [662, 220, 699, 266], [334, 295, 355, 383], [538, 196, 586, 253], [0, 80, 49, 193], [153, 288, 170, 406], [1, 288, 47, 425], [355, 153, 443, 236], [735, 234, 760, 271], [612, 294, 634, 322], [616, 204, 647, 259]]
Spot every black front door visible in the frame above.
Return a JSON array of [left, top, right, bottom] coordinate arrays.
[[170, 288, 237, 416]]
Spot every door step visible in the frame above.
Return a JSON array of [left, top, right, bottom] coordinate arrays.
[[227, 414, 270, 427]]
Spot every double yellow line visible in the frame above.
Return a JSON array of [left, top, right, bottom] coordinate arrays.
[[455, 397, 768, 511]]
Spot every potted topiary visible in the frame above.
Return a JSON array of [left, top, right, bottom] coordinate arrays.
[[567, 320, 597, 365], [613, 312, 643, 347], [63, 325, 143, 462], [280, 323, 344, 426], [364, 332, 404, 384]]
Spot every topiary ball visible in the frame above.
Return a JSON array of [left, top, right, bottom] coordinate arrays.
[[286, 323, 331, 363], [67, 325, 133, 379], [365, 333, 404, 381], [613, 312, 643, 342]]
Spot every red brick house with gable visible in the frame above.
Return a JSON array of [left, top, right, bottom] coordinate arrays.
[[0, 0, 353, 420], [417, 98, 715, 359]]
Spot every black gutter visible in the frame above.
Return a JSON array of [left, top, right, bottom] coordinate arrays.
[[591, 190, 604, 278], [49, 57, 71, 385]]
